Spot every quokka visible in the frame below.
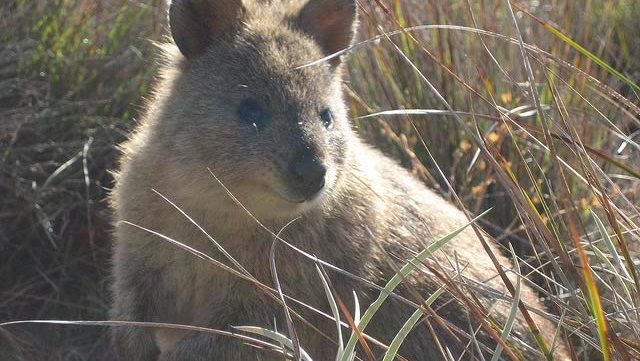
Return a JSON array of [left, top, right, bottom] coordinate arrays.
[[110, 0, 569, 359]]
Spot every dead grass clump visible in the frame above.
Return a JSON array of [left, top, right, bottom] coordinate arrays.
[[1, 1, 163, 359]]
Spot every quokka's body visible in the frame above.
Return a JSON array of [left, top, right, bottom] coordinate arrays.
[[110, 0, 569, 360]]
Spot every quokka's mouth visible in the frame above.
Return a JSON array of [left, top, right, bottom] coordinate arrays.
[[277, 187, 325, 205], [280, 195, 306, 204]]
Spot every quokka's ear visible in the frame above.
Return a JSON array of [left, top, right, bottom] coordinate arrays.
[[169, 0, 245, 58], [295, 0, 357, 64]]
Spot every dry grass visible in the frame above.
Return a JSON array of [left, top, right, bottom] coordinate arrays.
[[1, 1, 163, 359], [1, 0, 639, 360]]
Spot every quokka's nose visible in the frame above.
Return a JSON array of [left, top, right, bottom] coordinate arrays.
[[289, 152, 327, 199]]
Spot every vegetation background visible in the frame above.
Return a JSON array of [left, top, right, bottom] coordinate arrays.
[[1, 0, 638, 360]]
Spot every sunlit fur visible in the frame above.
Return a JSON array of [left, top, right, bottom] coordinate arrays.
[[110, 1, 570, 360]]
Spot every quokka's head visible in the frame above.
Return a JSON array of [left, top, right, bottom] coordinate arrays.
[[161, 0, 357, 218]]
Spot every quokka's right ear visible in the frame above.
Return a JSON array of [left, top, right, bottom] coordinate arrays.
[[169, 0, 245, 58], [295, 0, 357, 65]]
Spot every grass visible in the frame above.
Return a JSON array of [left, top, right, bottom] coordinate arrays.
[[1, 0, 162, 359], [1, 0, 639, 360], [232, 216, 475, 361]]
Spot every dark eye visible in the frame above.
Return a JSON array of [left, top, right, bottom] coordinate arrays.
[[320, 108, 333, 129], [238, 98, 269, 129]]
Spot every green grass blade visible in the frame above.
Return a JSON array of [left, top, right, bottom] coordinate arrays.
[[235, 326, 314, 361], [575, 215, 612, 361], [352, 291, 361, 326], [541, 21, 640, 94], [591, 210, 634, 287], [382, 309, 422, 361], [382, 286, 447, 361], [339, 209, 491, 361], [490, 244, 521, 361], [589, 245, 634, 308], [346, 291, 361, 361], [315, 265, 344, 361]]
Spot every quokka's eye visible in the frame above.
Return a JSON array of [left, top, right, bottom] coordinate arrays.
[[320, 108, 333, 129], [238, 98, 269, 129]]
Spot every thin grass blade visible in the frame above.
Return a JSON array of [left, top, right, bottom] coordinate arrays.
[[490, 244, 521, 361], [234, 326, 314, 361], [381, 286, 447, 361], [339, 209, 490, 361]]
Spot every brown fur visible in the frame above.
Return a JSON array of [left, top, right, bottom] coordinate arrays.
[[109, 0, 569, 360]]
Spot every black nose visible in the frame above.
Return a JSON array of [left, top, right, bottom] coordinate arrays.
[[289, 152, 327, 199]]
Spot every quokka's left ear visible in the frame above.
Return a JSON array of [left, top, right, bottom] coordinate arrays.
[[169, 0, 245, 59], [293, 0, 358, 65]]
